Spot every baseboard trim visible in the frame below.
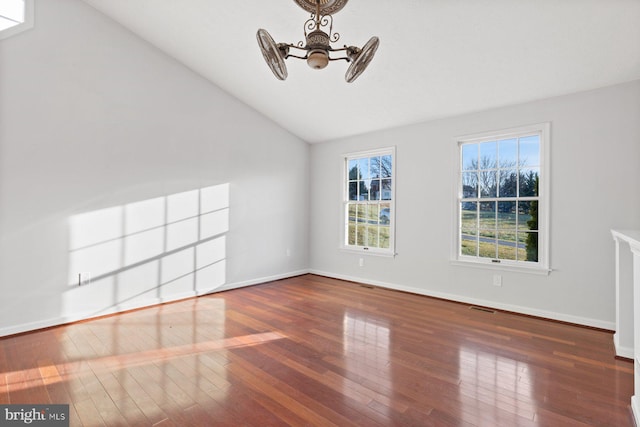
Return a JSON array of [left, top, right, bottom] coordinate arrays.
[[0, 269, 311, 338], [212, 269, 310, 293], [632, 395, 640, 426], [309, 270, 615, 330], [614, 333, 634, 359]]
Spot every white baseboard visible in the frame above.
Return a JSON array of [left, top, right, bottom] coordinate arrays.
[[309, 269, 616, 330], [0, 269, 310, 338], [212, 269, 310, 293], [614, 333, 634, 359], [632, 395, 640, 426]]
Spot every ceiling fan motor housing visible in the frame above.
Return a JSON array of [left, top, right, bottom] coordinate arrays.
[[306, 30, 331, 69]]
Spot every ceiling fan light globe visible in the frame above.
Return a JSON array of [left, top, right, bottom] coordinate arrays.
[[307, 50, 329, 70]]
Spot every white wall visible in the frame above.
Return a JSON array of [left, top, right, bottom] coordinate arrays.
[[310, 80, 640, 328], [0, 0, 309, 336]]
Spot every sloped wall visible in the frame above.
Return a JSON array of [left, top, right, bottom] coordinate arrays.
[[0, 0, 309, 335]]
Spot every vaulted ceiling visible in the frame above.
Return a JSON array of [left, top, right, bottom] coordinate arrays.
[[82, 0, 640, 143]]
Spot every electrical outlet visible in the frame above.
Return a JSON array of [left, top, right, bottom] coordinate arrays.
[[286, 248, 291, 257], [359, 258, 364, 267], [79, 272, 92, 286], [493, 274, 502, 287]]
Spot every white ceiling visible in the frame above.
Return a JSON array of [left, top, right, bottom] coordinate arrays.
[[81, 0, 640, 143]]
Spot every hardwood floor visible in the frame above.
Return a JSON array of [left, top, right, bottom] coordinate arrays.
[[0, 274, 634, 426]]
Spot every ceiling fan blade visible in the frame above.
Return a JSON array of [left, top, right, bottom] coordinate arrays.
[[256, 29, 288, 81], [345, 36, 379, 83]]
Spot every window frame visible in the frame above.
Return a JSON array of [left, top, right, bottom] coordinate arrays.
[[452, 123, 551, 274], [341, 147, 396, 257], [0, 0, 34, 40]]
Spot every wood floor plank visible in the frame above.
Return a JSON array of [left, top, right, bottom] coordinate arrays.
[[0, 274, 633, 426]]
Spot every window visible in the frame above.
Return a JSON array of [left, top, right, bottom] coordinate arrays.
[[0, 0, 33, 40], [455, 123, 550, 272], [343, 148, 395, 255]]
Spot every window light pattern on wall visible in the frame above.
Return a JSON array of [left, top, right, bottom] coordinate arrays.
[[66, 184, 230, 317]]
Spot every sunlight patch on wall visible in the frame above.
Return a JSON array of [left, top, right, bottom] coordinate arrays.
[[64, 184, 230, 316]]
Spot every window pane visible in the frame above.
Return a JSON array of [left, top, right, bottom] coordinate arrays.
[[348, 182, 358, 200], [461, 202, 477, 231], [348, 160, 359, 180], [356, 204, 366, 223], [348, 223, 356, 245], [461, 216, 477, 257], [519, 169, 539, 197], [518, 201, 538, 230], [348, 203, 357, 221], [498, 170, 517, 197], [497, 201, 516, 229], [461, 236, 478, 256], [359, 180, 370, 201], [379, 225, 390, 249], [370, 179, 381, 200], [498, 232, 517, 261], [381, 155, 392, 178], [347, 204, 357, 245], [479, 141, 497, 170], [462, 173, 478, 199], [519, 135, 540, 167], [379, 203, 391, 225], [462, 144, 477, 171], [370, 156, 381, 178], [461, 226, 477, 237], [358, 158, 370, 179], [479, 171, 497, 197], [367, 204, 379, 225], [479, 202, 496, 230], [460, 202, 478, 222], [479, 238, 497, 259], [498, 138, 518, 168], [356, 224, 366, 246], [522, 231, 538, 262], [366, 226, 379, 247], [381, 179, 392, 200]]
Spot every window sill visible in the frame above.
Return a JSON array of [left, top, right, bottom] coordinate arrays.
[[340, 247, 396, 258], [450, 259, 551, 276]]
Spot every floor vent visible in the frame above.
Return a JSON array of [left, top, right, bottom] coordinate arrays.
[[469, 306, 495, 314]]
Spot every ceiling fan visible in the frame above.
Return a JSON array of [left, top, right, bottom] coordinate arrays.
[[257, 0, 379, 83]]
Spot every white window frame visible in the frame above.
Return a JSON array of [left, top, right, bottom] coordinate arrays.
[[0, 0, 34, 40], [342, 147, 396, 257], [452, 123, 551, 274]]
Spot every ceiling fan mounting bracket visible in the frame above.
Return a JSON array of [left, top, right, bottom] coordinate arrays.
[[292, 0, 349, 16]]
